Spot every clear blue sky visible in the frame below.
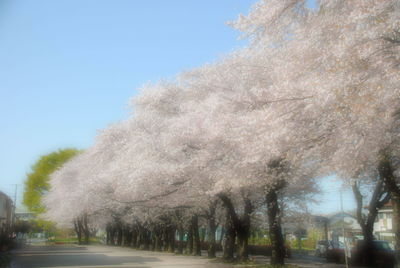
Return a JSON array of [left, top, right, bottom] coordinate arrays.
[[0, 0, 349, 214], [0, 0, 255, 199]]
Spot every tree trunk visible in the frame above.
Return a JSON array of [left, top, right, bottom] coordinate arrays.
[[177, 225, 184, 254], [106, 225, 111, 245], [167, 227, 176, 253], [142, 229, 150, 250], [361, 225, 375, 266], [207, 217, 217, 258], [109, 227, 116, 246], [192, 215, 201, 256], [77, 217, 89, 245], [123, 227, 131, 246], [121, 226, 127, 246], [131, 227, 138, 248], [186, 222, 193, 254], [218, 193, 253, 262], [222, 207, 236, 262], [79, 214, 90, 245], [218, 194, 238, 261], [137, 225, 149, 250], [136, 226, 143, 249], [237, 231, 249, 262], [155, 232, 162, 251], [352, 179, 390, 266], [200, 228, 206, 243], [236, 198, 252, 262], [150, 232, 155, 251], [74, 219, 82, 245], [206, 200, 218, 258], [117, 225, 123, 246], [219, 226, 225, 244], [266, 187, 285, 266], [223, 221, 236, 261], [162, 228, 168, 251]]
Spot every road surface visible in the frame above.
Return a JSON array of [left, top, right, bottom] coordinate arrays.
[[9, 245, 231, 268], [9, 244, 345, 268]]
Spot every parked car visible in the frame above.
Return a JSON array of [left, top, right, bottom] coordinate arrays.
[[351, 240, 396, 267], [315, 240, 331, 257], [326, 240, 396, 267], [325, 241, 345, 263]]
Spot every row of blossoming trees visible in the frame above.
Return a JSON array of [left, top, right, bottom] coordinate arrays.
[[43, 0, 400, 265]]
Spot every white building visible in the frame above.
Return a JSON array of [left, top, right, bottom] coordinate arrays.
[[313, 202, 396, 247], [373, 201, 394, 244], [0, 191, 13, 235], [15, 206, 35, 222], [326, 212, 362, 244]]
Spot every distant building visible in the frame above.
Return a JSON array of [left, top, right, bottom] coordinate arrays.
[[309, 212, 362, 246], [0, 191, 13, 234], [326, 212, 362, 243], [312, 205, 396, 247], [15, 206, 35, 222], [373, 200, 394, 244]]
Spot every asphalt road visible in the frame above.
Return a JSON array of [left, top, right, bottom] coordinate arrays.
[[9, 244, 346, 268], [9, 245, 231, 268]]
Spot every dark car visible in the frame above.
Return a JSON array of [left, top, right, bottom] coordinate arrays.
[[325, 241, 345, 263], [351, 240, 396, 267], [315, 240, 331, 257], [326, 240, 396, 267]]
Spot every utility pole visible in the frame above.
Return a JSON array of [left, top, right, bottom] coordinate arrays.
[[11, 184, 18, 227], [340, 191, 349, 268]]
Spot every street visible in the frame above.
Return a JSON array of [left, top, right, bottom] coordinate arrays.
[[9, 244, 346, 268], [9, 245, 230, 268]]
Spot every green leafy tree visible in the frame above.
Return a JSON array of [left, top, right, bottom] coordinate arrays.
[[23, 148, 80, 214]]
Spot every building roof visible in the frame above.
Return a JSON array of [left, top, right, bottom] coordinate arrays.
[[0, 191, 13, 202]]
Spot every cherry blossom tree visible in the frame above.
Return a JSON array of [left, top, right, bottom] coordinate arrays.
[[232, 0, 400, 264], [43, 0, 400, 266]]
